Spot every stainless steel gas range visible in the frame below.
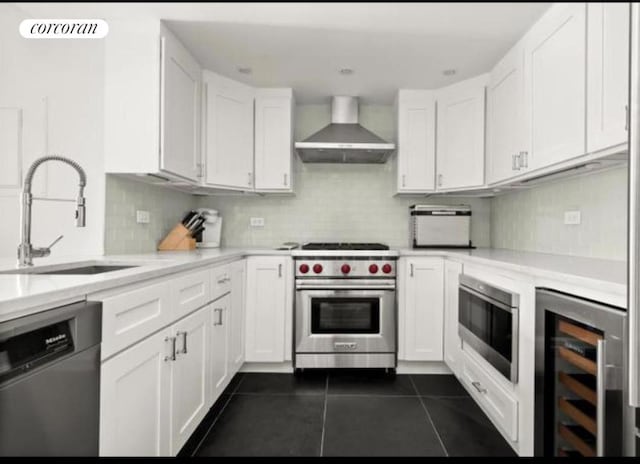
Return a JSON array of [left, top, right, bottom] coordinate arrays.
[[292, 243, 398, 370]]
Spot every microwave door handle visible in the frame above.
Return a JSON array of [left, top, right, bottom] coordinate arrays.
[[459, 284, 515, 313]]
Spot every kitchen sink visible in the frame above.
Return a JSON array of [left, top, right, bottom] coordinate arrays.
[[0, 262, 139, 275]]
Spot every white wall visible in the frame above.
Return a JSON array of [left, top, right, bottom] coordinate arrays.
[[0, 4, 105, 259]]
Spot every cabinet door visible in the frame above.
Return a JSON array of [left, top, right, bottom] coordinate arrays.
[[443, 260, 463, 375], [160, 30, 201, 181], [487, 44, 526, 184], [396, 91, 436, 192], [203, 71, 254, 190], [229, 260, 246, 374], [402, 258, 444, 361], [524, 3, 586, 169], [586, 3, 630, 153], [170, 306, 211, 454], [100, 328, 172, 457], [254, 91, 294, 192], [436, 75, 487, 190], [211, 294, 230, 401], [245, 256, 287, 362]]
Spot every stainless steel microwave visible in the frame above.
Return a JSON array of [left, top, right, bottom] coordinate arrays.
[[458, 274, 519, 383]]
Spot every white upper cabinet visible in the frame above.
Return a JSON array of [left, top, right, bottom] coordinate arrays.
[[487, 43, 527, 184], [586, 2, 630, 153], [203, 71, 255, 190], [160, 27, 201, 182], [395, 90, 436, 193], [254, 89, 295, 192], [524, 3, 587, 170], [436, 74, 488, 190], [104, 21, 202, 182]]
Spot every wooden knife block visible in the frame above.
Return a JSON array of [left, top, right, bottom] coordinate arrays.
[[158, 223, 196, 251]]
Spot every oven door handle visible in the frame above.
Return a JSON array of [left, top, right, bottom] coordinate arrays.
[[296, 284, 396, 291], [459, 284, 516, 313]]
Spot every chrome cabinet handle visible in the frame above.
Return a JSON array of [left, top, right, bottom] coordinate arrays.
[[176, 331, 187, 355], [214, 308, 223, 326], [471, 381, 487, 394], [164, 336, 177, 362], [247, 172, 252, 186], [283, 173, 288, 186], [437, 174, 443, 187], [402, 174, 406, 187], [519, 151, 528, 169], [278, 263, 283, 278], [626, 104, 630, 132], [512, 153, 521, 171], [596, 339, 605, 456], [410, 263, 414, 277]]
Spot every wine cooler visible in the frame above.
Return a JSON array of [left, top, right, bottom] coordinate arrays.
[[535, 289, 635, 456]]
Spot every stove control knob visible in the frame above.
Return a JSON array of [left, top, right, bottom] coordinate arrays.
[[313, 264, 323, 274], [299, 264, 309, 274], [369, 264, 379, 274], [341, 264, 351, 274], [382, 264, 392, 274]]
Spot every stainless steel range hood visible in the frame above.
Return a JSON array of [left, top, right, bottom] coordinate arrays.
[[295, 96, 395, 163]]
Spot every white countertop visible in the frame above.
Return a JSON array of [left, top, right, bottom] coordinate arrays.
[[0, 248, 289, 322], [0, 247, 627, 323]]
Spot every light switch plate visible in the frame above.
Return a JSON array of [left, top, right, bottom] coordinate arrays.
[[250, 217, 265, 227], [136, 210, 150, 224], [564, 210, 581, 225]]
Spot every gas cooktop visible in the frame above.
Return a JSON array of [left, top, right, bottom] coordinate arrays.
[[300, 242, 390, 251]]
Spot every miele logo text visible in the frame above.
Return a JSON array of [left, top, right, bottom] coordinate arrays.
[[20, 19, 108, 39], [46, 334, 66, 344]]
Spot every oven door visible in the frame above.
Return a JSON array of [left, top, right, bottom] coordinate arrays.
[[458, 283, 518, 383], [295, 284, 396, 355]]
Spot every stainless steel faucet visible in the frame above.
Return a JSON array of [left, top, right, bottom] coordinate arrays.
[[18, 155, 87, 266]]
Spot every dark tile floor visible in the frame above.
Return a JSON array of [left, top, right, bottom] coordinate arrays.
[[181, 370, 516, 457]]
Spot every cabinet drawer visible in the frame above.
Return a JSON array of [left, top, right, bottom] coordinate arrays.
[[101, 281, 173, 359], [211, 264, 231, 301], [170, 268, 211, 319], [461, 349, 519, 442]]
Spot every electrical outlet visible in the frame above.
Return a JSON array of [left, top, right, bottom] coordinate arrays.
[[564, 210, 581, 225], [250, 217, 265, 227], [136, 210, 150, 224]]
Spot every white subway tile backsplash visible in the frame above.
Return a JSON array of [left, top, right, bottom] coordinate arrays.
[[491, 166, 627, 261]]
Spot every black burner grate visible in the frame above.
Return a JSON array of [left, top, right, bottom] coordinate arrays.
[[300, 242, 390, 251]]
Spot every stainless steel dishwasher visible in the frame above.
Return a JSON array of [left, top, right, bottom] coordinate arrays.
[[0, 300, 101, 456]]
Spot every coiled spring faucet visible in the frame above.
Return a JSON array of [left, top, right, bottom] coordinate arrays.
[[18, 155, 87, 266]]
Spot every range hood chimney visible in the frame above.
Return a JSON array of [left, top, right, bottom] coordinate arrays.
[[294, 96, 395, 163]]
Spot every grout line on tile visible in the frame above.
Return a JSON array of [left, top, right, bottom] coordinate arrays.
[[190, 373, 245, 456], [233, 392, 326, 396], [319, 373, 329, 457], [409, 375, 449, 457]]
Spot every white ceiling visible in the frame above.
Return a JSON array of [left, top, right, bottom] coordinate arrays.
[[17, 2, 551, 103]]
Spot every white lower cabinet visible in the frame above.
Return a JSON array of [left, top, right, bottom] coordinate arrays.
[[210, 294, 230, 400], [229, 260, 246, 373], [443, 260, 463, 375], [100, 305, 211, 456], [170, 307, 211, 453], [100, 328, 172, 457], [399, 257, 444, 361], [245, 256, 289, 362], [461, 348, 519, 442]]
